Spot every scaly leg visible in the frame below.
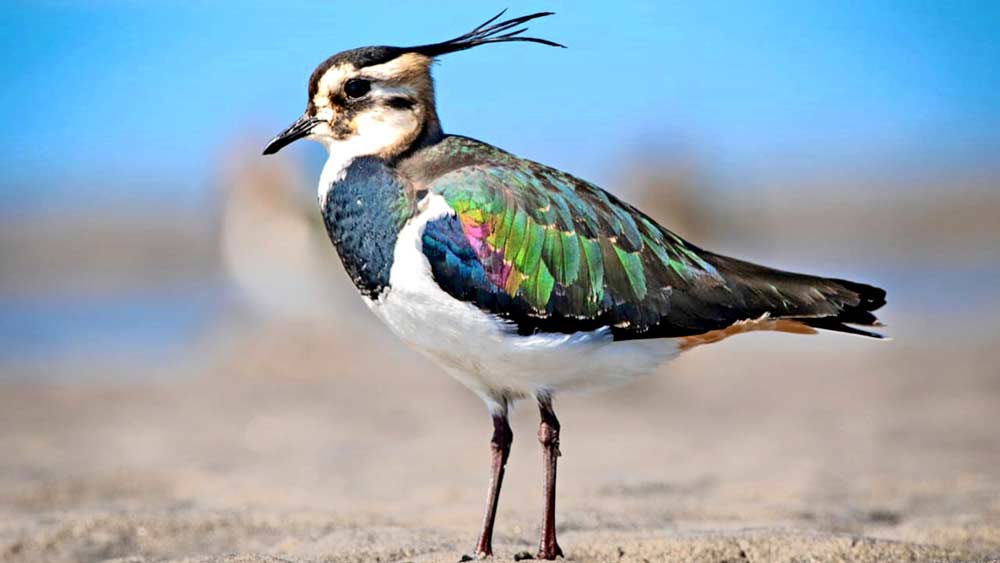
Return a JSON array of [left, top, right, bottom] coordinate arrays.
[[473, 408, 513, 558], [536, 395, 563, 559]]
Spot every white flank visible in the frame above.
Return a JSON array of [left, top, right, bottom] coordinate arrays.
[[366, 193, 680, 408]]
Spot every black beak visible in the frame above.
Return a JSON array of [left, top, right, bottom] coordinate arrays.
[[262, 115, 320, 155]]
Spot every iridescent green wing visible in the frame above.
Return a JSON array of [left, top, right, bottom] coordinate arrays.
[[420, 139, 736, 337]]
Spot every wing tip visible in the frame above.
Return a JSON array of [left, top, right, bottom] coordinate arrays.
[[798, 317, 887, 339]]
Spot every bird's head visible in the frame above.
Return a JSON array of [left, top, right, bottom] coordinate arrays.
[[262, 11, 562, 159]]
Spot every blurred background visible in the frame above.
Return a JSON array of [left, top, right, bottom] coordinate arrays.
[[1, 2, 998, 562]]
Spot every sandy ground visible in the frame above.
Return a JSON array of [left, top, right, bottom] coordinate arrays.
[[1, 311, 999, 563]]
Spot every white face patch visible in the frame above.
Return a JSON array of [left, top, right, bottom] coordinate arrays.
[[307, 53, 431, 203], [311, 54, 427, 112], [314, 64, 350, 109], [315, 105, 420, 203]]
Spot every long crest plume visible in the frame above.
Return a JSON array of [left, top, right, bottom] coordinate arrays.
[[406, 10, 564, 57]]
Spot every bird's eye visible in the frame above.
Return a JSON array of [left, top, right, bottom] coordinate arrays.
[[344, 79, 371, 99]]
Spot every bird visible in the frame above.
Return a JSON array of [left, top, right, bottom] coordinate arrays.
[[262, 11, 886, 560]]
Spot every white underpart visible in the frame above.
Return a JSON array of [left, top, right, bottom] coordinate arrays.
[[365, 193, 680, 410]]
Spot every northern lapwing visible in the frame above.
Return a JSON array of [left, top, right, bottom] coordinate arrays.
[[262, 11, 886, 560]]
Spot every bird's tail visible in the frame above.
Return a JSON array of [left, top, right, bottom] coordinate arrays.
[[703, 252, 887, 339]]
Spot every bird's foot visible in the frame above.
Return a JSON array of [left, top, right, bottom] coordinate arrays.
[[535, 542, 563, 560]]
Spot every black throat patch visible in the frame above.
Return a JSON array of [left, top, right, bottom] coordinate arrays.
[[321, 157, 413, 299]]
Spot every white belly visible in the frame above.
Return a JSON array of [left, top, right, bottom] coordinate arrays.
[[365, 194, 680, 407]]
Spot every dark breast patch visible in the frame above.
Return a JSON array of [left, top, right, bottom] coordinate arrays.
[[322, 157, 413, 298]]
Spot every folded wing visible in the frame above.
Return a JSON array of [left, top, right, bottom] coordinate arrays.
[[420, 139, 885, 340]]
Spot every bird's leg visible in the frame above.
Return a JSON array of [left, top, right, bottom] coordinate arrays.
[[473, 408, 513, 558], [536, 395, 564, 560]]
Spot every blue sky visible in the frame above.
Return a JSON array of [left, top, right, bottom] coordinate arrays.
[[2, 1, 998, 212]]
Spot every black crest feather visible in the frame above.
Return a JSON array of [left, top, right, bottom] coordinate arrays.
[[406, 10, 564, 57], [307, 11, 562, 101]]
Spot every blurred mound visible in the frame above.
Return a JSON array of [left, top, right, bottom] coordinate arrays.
[[216, 143, 365, 322]]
